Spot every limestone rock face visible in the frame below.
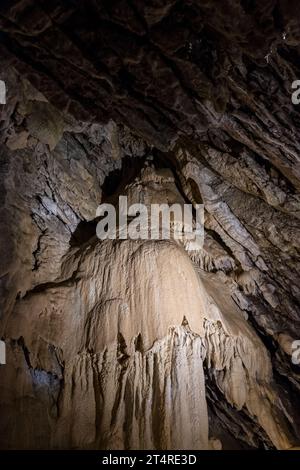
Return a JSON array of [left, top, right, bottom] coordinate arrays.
[[0, 233, 294, 449], [1, 0, 300, 450]]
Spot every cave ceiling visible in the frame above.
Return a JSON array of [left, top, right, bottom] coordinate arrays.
[[0, 0, 300, 451]]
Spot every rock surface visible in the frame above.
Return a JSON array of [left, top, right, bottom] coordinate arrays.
[[0, 0, 300, 450]]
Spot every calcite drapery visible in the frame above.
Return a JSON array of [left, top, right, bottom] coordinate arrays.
[[0, 167, 295, 449], [1, 0, 300, 445]]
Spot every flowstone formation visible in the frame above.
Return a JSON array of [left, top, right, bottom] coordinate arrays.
[[0, 165, 297, 449], [1, 0, 300, 450]]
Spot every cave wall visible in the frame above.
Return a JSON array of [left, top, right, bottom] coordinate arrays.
[[0, 0, 300, 450]]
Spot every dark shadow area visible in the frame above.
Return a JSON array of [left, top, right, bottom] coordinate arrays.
[[69, 219, 98, 247]]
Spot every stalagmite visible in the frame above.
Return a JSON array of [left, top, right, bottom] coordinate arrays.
[[1, 1, 300, 452], [0, 166, 295, 449]]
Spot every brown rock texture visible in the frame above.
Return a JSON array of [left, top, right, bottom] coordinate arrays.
[[0, 0, 300, 450]]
